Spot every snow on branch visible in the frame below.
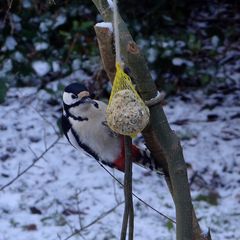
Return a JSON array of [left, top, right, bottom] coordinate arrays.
[[95, 22, 113, 32], [107, 0, 114, 10]]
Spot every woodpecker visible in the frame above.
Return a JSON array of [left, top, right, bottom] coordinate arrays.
[[62, 82, 161, 172]]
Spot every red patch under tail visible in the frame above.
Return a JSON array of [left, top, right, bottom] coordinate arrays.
[[113, 136, 141, 171]]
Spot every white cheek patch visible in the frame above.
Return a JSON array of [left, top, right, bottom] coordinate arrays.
[[63, 92, 77, 105]]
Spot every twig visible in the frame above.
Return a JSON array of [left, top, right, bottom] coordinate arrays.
[[29, 145, 48, 164], [121, 136, 134, 240], [62, 201, 124, 240], [112, 169, 122, 204], [75, 189, 84, 229], [64, 33, 80, 64], [0, 137, 60, 191], [57, 233, 62, 240], [17, 161, 21, 176], [120, 138, 130, 240], [43, 127, 48, 150], [125, 136, 134, 240], [96, 160, 176, 224], [31, 105, 60, 136], [48, 0, 56, 5], [121, 201, 129, 240], [3, 0, 14, 25], [128, 193, 134, 240]]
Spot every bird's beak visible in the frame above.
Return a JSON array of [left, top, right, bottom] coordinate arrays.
[[77, 91, 95, 105], [78, 91, 90, 99]]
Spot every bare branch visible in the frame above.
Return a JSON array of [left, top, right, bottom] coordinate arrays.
[[96, 160, 176, 224], [75, 189, 84, 229], [94, 25, 116, 83], [121, 136, 134, 240], [31, 105, 60, 136], [62, 202, 124, 240], [0, 136, 60, 191], [112, 169, 122, 204], [3, 0, 14, 25]]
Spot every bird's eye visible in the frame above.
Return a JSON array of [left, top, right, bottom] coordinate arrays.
[[71, 94, 77, 99]]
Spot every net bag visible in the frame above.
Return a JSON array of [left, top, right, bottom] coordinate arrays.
[[106, 63, 150, 137]]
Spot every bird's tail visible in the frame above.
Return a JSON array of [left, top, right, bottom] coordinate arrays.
[[133, 146, 163, 174], [113, 137, 162, 173]]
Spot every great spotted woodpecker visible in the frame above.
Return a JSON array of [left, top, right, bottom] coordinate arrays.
[[62, 83, 161, 172]]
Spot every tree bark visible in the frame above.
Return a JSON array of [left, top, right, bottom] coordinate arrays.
[[94, 25, 115, 83]]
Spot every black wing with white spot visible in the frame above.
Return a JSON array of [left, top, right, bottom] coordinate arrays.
[[61, 114, 72, 143]]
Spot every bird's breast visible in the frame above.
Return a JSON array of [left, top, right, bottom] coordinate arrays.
[[68, 108, 121, 163]]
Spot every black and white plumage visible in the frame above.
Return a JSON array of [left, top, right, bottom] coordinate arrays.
[[62, 82, 161, 172]]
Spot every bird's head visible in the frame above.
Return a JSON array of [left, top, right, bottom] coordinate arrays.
[[63, 83, 95, 107]]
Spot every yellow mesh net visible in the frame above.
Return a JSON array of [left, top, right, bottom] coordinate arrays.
[[106, 63, 150, 137], [108, 63, 140, 104]]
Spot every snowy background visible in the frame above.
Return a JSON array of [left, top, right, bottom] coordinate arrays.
[[0, 82, 239, 240], [1, 1, 240, 239]]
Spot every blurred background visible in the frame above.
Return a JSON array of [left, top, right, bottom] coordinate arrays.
[[1, 0, 239, 100], [0, 1, 240, 240]]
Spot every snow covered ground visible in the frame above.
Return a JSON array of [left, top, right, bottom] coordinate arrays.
[[0, 84, 239, 240]]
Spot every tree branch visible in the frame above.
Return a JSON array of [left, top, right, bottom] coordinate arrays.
[[62, 202, 124, 240], [97, 160, 176, 223], [94, 24, 116, 83], [0, 136, 60, 191], [3, 0, 14, 25], [121, 136, 134, 240], [91, 1, 208, 239]]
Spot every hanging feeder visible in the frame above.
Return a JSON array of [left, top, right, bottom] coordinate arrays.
[[106, 63, 150, 137]]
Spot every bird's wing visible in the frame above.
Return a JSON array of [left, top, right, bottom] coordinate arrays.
[[102, 121, 119, 138], [61, 114, 72, 143]]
